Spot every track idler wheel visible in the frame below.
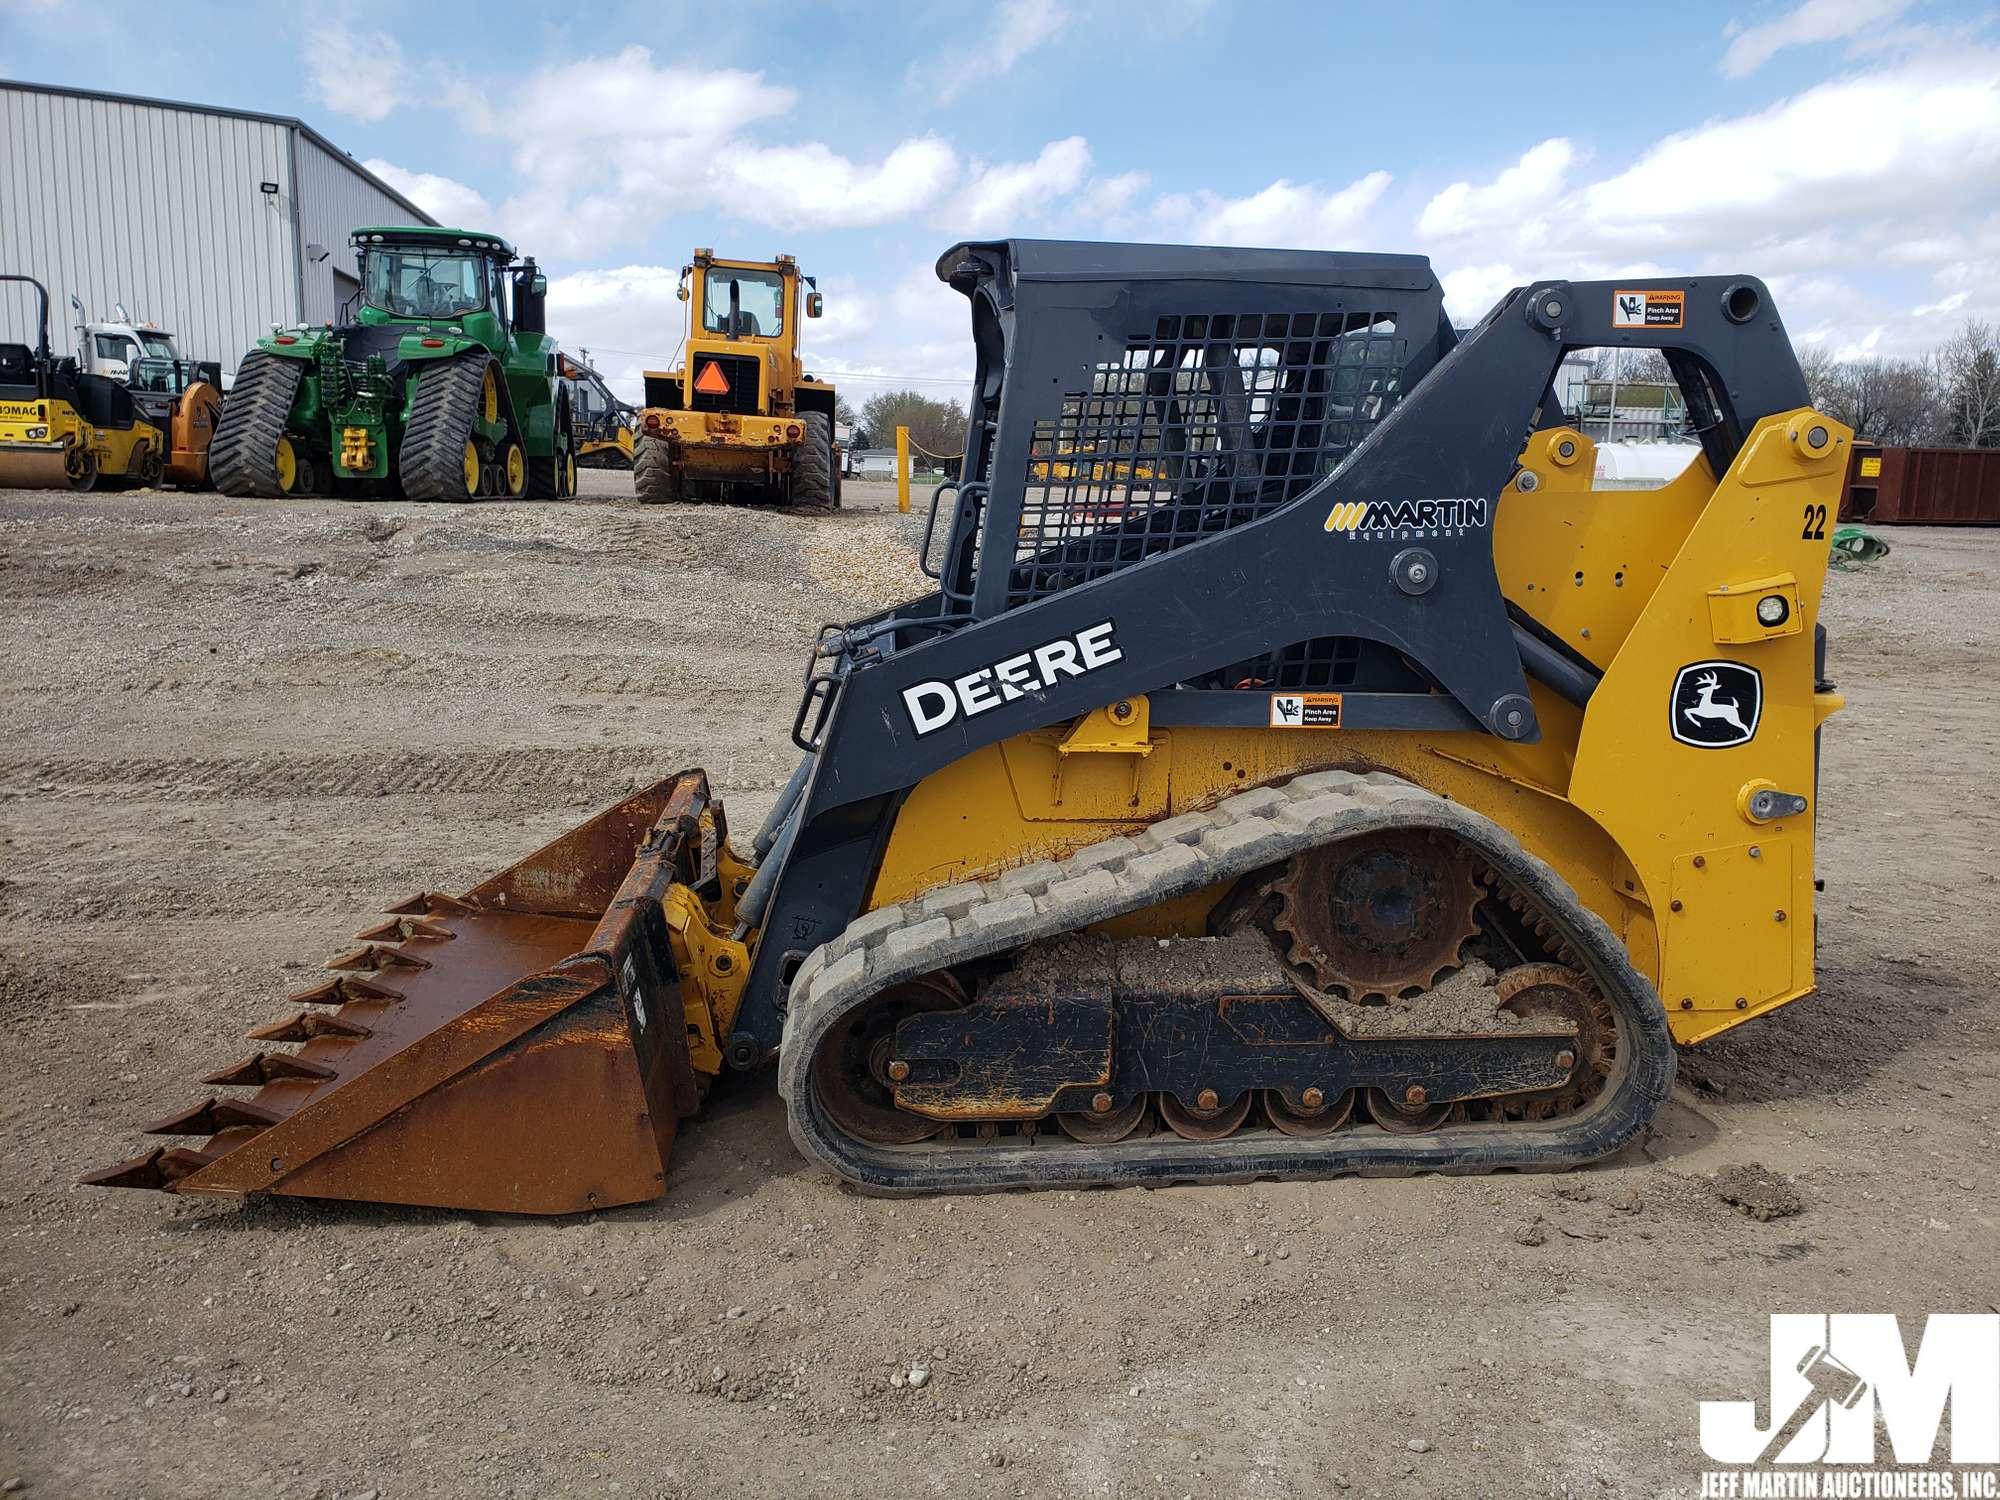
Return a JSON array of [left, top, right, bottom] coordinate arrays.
[[1157, 1090, 1253, 1141], [1264, 1087, 1355, 1138], [1055, 1094, 1149, 1143], [1491, 963, 1616, 1119], [809, 974, 964, 1145], [1365, 1087, 1452, 1134]]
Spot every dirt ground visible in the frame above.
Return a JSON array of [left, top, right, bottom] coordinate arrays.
[[1, 473, 1995, 1499]]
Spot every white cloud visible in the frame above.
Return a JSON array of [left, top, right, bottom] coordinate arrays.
[[425, 46, 974, 257], [1912, 289, 1972, 317], [1417, 139, 1576, 238], [1154, 170, 1392, 248], [361, 160, 494, 228], [927, 0, 1070, 103], [1411, 48, 2000, 353], [1719, 0, 1912, 77], [717, 137, 959, 232], [305, 26, 406, 122], [943, 137, 1093, 235]]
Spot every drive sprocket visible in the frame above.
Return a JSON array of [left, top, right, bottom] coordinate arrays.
[[1267, 828, 1484, 1002]]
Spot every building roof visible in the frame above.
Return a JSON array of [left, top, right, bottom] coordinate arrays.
[[0, 79, 438, 226]]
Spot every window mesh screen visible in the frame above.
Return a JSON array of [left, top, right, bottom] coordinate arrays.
[[1006, 310, 1406, 606]]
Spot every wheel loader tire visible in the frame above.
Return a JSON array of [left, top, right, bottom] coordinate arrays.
[[400, 354, 495, 503], [633, 433, 684, 505], [208, 353, 305, 498], [792, 412, 834, 509]]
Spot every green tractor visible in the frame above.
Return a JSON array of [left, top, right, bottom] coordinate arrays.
[[210, 227, 579, 501]]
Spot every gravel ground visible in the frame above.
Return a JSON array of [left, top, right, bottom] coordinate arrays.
[[1, 476, 1995, 1499]]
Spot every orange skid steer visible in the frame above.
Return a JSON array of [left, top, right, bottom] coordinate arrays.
[[91, 240, 1849, 1213]]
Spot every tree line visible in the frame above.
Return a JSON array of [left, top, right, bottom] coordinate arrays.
[[836, 391, 972, 457]]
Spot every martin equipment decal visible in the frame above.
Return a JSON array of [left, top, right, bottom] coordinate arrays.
[[1671, 660, 1762, 749], [1613, 289, 1685, 329], [1323, 497, 1489, 538], [1269, 692, 1343, 728], [902, 621, 1124, 737]]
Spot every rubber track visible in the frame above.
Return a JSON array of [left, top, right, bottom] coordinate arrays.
[[632, 433, 682, 505], [399, 355, 489, 502], [791, 412, 833, 508], [779, 769, 1675, 1194], [208, 353, 304, 498]]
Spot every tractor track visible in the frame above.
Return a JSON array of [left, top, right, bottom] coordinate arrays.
[[207, 353, 304, 498], [400, 354, 493, 502]]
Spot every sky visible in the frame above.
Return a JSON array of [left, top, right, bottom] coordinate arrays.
[[4, 0, 1998, 402]]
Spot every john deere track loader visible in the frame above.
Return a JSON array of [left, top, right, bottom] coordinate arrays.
[[0, 275, 165, 491], [208, 227, 578, 501], [91, 241, 1849, 1213], [633, 250, 839, 508]]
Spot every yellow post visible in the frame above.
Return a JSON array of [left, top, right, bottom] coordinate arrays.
[[896, 425, 911, 514]]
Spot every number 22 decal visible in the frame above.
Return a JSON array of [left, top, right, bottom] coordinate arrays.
[[1801, 503, 1827, 540]]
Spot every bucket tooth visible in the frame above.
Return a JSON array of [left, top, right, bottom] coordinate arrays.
[[287, 974, 404, 1006], [80, 1146, 219, 1192], [247, 1011, 373, 1043], [203, 1052, 339, 1086], [355, 915, 455, 943], [325, 944, 432, 973], [144, 1097, 286, 1136], [385, 891, 476, 917]]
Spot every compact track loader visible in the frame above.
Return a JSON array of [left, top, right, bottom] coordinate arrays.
[[1, 276, 166, 491], [91, 242, 1849, 1213]]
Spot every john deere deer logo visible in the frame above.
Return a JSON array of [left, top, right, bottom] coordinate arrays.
[[1671, 661, 1762, 748]]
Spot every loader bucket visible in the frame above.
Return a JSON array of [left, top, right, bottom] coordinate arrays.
[[85, 773, 713, 1214]]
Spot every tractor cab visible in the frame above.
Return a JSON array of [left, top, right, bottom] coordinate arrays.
[[347, 227, 548, 354]]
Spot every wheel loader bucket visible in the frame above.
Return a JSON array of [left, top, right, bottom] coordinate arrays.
[[85, 773, 713, 1215]]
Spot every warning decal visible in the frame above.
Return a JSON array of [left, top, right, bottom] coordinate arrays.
[[1859, 456, 1883, 477], [1611, 289, 1685, 329], [1269, 692, 1343, 729]]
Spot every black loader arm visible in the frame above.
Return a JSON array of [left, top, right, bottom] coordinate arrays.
[[733, 253, 1810, 1056]]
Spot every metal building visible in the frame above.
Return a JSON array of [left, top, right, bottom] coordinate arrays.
[[1, 80, 437, 378]]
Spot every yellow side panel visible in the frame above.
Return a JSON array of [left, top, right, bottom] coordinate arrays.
[[1568, 410, 1847, 1042], [1493, 427, 1716, 673]]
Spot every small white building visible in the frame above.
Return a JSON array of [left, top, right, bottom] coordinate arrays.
[[1, 80, 437, 377]]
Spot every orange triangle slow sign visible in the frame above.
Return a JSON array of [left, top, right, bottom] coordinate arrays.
[[693, 361, 730, 396]]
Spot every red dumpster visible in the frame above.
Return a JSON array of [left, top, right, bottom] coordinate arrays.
[[1842, 444, 2000, 525]]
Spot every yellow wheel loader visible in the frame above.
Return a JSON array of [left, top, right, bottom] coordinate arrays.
[[0, 276, 165, 491], [90, 243, 1849, 1214], [633, 250, 840, 509]]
